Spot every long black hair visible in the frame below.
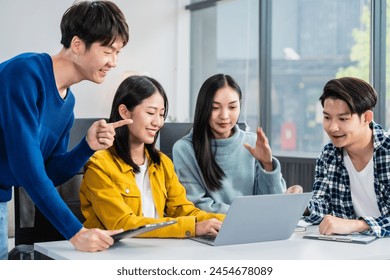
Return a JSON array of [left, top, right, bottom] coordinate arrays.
[[109, 75, 168, 173], [192, 73, 242, 191]]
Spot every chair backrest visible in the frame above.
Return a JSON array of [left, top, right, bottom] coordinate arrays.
[[13, 118, 100, 246], [158, 122, 193, 160], [159, 122, 247, 160]]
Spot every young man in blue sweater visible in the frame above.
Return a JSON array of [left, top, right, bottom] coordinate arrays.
[[0, 1, 131, 259]]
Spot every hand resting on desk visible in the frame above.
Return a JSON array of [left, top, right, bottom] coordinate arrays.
[[319, 215, 370, 235]]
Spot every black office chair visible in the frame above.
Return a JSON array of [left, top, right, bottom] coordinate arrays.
[[8, 118, 100, 260], [159, 122, 247, 160], [159, 122, 193, 160], [9, 176, 86, 260]]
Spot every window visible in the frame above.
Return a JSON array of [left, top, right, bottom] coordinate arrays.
[[189, 0, 387, 158], [270, 0, 371, 157], [188, 0, 259, 131], [386, 0, 390, 129]]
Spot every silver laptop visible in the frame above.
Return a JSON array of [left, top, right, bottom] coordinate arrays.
[[190, 192, 312, 246]]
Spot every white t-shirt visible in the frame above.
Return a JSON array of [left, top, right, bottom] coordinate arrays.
[[135, 159, 157, 218], [343, 150, 381, 217]]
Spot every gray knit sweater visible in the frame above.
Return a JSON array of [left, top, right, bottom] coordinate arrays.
[[172, 125, 286, 214]]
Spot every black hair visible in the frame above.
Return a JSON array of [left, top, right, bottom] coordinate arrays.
[[319, 77, 377, 116], [109, 75, 168, 173], [60, 0, 129, 49], [192, 73, 242, 192]]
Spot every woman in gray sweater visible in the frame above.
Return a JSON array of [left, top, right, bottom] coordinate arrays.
[[173, 74, 301, 214]]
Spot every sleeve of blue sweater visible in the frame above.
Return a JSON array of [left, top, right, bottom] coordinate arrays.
[[0, 54, 94, 240], [45, 133, 95, 186]]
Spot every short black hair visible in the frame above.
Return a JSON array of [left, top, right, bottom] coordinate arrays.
[[319, 77, 377, 116], [60, 1, 129, 49]]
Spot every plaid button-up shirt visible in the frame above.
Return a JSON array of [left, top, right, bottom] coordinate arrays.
[[305, 122, 390, 237]]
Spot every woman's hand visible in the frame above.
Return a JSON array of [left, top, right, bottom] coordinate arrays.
[[195, 218, 223, 237], [244, 127, 273, 171], [285, 185, 303, 194]]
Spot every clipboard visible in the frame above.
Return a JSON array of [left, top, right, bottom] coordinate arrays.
[[112, 220, 177, 242], [303, 233, 378, 244]]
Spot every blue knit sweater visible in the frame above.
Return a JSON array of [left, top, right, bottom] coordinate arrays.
[[172, 125, 286, 214], [0, 53, 94, 240]]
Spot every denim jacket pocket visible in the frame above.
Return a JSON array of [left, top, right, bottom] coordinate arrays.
[[116, 182, 142, 214]]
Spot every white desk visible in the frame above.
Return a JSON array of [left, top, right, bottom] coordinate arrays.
[[34, 225, 390, 260]]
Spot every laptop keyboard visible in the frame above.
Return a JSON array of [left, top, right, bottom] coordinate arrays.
[[191, 235, 216, 245], [200, 235, 216, 241]]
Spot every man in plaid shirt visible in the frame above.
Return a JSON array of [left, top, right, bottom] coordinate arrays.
[[305, 77, 390, 237]]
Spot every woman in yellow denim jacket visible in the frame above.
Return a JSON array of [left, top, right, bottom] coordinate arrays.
[[80, 75, 224, 238]]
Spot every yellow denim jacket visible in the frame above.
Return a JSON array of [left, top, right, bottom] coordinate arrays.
[[80, 149, 225, 238]]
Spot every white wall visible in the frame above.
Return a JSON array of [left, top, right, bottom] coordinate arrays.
[[0, 0, 191, 121]]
